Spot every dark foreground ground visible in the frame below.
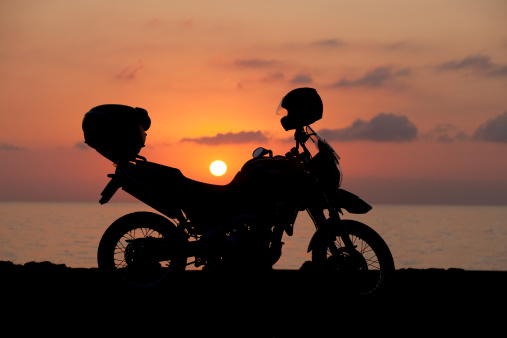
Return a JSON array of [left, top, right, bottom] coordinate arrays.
[[1, 261, 505, 336]]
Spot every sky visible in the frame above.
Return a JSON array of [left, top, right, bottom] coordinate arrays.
[[1, 0, 506, 204]]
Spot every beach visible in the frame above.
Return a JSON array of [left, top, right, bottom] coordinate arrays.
[[2, 260, 505, 336]]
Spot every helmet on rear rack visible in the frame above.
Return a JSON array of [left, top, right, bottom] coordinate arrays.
[[277, 88, 323, 131], [82, 104, 151, 163]]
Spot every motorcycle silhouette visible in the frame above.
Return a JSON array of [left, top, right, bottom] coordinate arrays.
[[82, 88, 394, 294]]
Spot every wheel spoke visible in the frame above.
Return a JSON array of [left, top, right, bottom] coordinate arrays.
[[109, 226, 181, 286], [327, 234, 382, 273], [312, 220, 394, 295]]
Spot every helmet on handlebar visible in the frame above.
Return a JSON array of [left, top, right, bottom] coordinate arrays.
[[277, 87, 323, 131]]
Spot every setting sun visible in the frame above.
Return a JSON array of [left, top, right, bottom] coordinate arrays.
[[210, 160, 227, 176]]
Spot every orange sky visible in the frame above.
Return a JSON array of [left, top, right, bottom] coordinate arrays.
[[1, 1, 506, 204]]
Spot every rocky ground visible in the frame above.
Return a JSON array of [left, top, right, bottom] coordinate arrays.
[[1, 261, 505, 336]]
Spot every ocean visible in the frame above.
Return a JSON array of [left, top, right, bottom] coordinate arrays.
[[0, 202, 506, 271]]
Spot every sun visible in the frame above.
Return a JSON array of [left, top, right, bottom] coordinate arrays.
[[210, 160, 227, 176]]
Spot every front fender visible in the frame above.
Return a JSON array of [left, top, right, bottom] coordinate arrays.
[[331, 189, 372, 214]]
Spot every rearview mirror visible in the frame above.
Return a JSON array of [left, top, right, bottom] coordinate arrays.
[[253, 147, 273, 158]]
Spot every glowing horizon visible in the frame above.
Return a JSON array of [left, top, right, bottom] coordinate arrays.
[[0, 0, 506, 203]]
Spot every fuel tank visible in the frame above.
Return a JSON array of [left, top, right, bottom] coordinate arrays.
[[237, 155, 312, 205], [240, 155, 303, 182]]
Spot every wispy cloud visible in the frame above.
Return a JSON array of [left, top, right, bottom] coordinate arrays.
[[233, 58, 278, 68], [261, 72, 285, 82], [436, 54, 507, 77], [474, 111, 507, 142], [0, 143, 27, 151], [331, 66, 411, 88], [181, 131, 267, 146], [311, 38, 345, 47], [318, 113, 418, 142], [488, 66, 507, 77], [74, 141, 90, 150], [115, 60, 144, 80], [383, 40, 410, 50], [422, 124, 468, 142], [291, 73, 313, 84]]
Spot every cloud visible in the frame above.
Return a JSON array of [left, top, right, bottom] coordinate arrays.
[[422, 124, 468, 142], [115, 60, 144, 80], [331, 66, 411, 88], [318, 113, 418, 142], [0, 143, 27, 151], [437, 54, 507, 77], [74, 141, 90, 150], [181, 131, 268, 146], [291, 73, 313, 84], [488, 65, 507, 77], [384, 41, 410, 50], [233, 58, 278, 68], [473, 112, 507, 142], [437, 55, 493, 72], [311, 38, 345, 47], [261, 72, 285, 82]]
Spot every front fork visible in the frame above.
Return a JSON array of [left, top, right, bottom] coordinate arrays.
[[293, 135, 355, 254], [307, 206, 355, 255]]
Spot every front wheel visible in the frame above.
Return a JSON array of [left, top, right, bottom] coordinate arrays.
[[311, 220, 395, 295], [97, 212, 188, 287]]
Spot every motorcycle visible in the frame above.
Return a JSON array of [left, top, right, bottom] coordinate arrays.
[[82, 87, 394, 294]]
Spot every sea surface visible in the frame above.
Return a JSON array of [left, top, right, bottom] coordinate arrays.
[[0, 202, 506, 271]]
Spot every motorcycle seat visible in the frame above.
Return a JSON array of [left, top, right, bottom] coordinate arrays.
[[120, 160, 243, 205]]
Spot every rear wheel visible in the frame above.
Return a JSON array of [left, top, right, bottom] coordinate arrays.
[[312, 220, 394, 295], [97, 212, 187, 287]]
